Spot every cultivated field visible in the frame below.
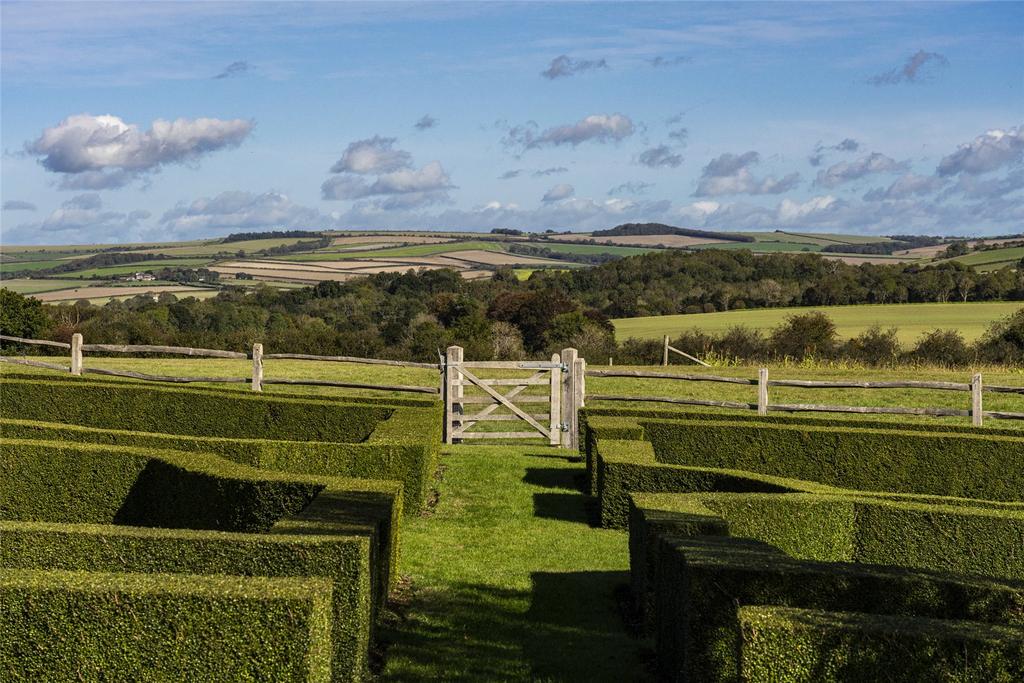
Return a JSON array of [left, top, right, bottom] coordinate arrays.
[[612, 301, 1024, 345], [3, 228, 1021, 305]]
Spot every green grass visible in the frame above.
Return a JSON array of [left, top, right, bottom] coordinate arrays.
[[531, 243, 660, 257], [279, 241, 507, 261], [690, 241, 824, 253], [612, 302, 1024, 345], [0, 259, 74, 273], [377, 444, 646, 681], [125, 238, 311, 258], [942, 245, 1024, 271], [56, 259, 215, 279], [0, 279, 92, 294]]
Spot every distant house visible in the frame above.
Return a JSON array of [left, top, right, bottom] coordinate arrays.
[[123, 272, 156, 282]]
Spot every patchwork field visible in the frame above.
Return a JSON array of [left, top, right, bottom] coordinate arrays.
[[3, 229, 1021, 305], [612, 301, 1024, 345], [32, 285, 218, 303]]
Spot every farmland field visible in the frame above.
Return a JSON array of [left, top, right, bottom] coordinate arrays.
[[612, 301, 1024, 345], [0, 278, 90, 294]]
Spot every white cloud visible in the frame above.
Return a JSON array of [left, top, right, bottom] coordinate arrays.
[[329, 136, 413, 175], [2, 200, 37, 211], [937, 126, 1024, 176], [863, 173, 947, 201], [814, 152, 908, 188], [542, 183, 575, 202], [695, 151, 800, 196], [504, 114, 634, 151], [7, 194, 151, 243], [159, 190, 318, 236], [638, 145, 683, 169], [778, 195, 837, 222], [26, 113, 253, 188]]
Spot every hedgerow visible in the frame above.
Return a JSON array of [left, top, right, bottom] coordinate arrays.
[[738, 606, 1024, 682], [1, 407, 441, 514], [0, 438, 405, 681], [580, 407, 1024, 496], [0, 568, 334, 682], [0, 376, 392, 442], [655, 534, 1024, 682], [585, 414, 1024, 515]]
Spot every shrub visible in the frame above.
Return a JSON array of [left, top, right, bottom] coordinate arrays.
[[0, 569, 334, 682], [715, 325, 769, 361], [909, 329, 972, 367], [769, 311, 837, 360], [843, 325, 900, 366], [977, 309, 1024, 365]]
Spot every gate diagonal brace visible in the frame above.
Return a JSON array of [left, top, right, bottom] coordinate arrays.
[[456, 367, 551, 439]]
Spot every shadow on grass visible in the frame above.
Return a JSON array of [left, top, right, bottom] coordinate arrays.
[[526, 571, 649, 682], [378, 582, 530, 681], [532, 492, 598, 526], [379, 574, 647, 682], [523, 450, 583, 463], [523, 466, 582, 491]]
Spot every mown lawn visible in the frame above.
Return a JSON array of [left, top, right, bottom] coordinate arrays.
[[378, 444, 647, 681], [612, 301, 1024, 345]]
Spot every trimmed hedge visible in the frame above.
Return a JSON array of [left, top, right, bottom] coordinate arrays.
[[580, 407, 1024, 496], [739, 606, 1024, 682], [654, 534, 1024, 682], [0, 568, 333, 682], [595, 437, 820, 527], [586, 415, 1024, 512], [1, 410, 441, 514], [0, 437, 404, 680], [1, 521, 371, 680], [629, 492, 1024, 628], [0, 377, 392, 442]]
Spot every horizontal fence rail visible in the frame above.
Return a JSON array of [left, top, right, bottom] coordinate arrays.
[[0, 334, 440, 395], [586, 366, 1016, 427]]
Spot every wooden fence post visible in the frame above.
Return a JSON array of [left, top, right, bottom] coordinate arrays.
[[663, 335, 669, 366], [758, 367, 768, 416], [549, 353, 562, 447], [972, 373, 983, 427], [561, 348, 579, 450], [445, 346, 463, 444], [577, 358, 586, 409], [251, 343, 263, 392], [70, 333, 83, 376]]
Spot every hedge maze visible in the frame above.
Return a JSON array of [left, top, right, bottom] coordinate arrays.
[[0, 375, 442, 681], [583, 408, 1024, 682]]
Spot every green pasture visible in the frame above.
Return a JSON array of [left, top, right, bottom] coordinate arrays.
[[940, 245, 1024, 271], [690, 240, 824, 253], [125, 237, 311, 258], [280, 240, 507, 261], [60, 259, 214, 278], [532, 243, 659, 256], [0, 279, 89, 295], [613, 301, 1024, 345], [0, 259, 74, 273]]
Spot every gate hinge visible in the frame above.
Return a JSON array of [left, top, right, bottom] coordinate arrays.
[[560, 422, 571, 432]]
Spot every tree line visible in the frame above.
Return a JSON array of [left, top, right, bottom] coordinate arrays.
[[3, 249, 1024, 366]]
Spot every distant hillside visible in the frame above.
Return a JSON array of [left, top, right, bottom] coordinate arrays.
[[592, 223, 753, 242]]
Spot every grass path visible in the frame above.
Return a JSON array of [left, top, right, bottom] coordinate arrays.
[[379, 444, 647, 681]]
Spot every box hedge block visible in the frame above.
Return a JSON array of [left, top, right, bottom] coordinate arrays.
[[738, 606, 1024, 682], [0, 568, 334, 682]]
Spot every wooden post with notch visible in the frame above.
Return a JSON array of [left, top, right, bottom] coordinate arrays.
[[445, 345, 463, 444], [758, 367, 768, 416], [251, 343, 263, 392], [972, 373, 983, 427], [70, 333, 83, 376], [663, 335, 669, 366], [549, 353, 562, 447], [560, 348, 578, 450]]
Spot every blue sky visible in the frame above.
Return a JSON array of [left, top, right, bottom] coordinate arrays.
[[1, 1, 1022, 244]]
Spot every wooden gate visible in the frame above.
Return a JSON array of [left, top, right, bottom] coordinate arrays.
[[443, 346, 584, 448]]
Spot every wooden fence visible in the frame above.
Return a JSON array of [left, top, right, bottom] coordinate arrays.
[[0, 334, 441, 395], [586, 367, 1022, 426]]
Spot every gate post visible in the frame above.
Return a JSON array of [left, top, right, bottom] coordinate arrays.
[[758, 368, 769, 416], [445, 346, 463, 444], [251, 343, 263, 392], [549, 353, 562, 447], [971, 373, 983, 427], [70, 333, 83, 376], [560, 348, 580, 450]]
